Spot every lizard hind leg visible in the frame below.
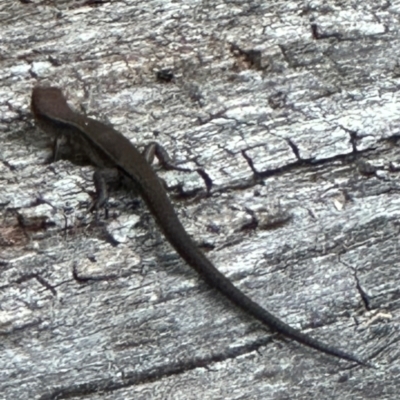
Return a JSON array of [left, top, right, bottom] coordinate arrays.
[[89, 168, 121, 213], [142, 141, 191, 172], [142, 141, 193, 191]]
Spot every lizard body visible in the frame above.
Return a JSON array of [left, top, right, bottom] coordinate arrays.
[[31, 87, 368, 366]]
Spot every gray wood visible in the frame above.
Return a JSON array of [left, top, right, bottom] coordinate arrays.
[[0, 0, 398, 399]]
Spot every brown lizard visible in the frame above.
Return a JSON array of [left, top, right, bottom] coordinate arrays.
[[31, 86, 370, 367]]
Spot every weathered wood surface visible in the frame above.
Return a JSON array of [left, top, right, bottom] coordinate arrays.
[[0, 1, 399, 399]]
